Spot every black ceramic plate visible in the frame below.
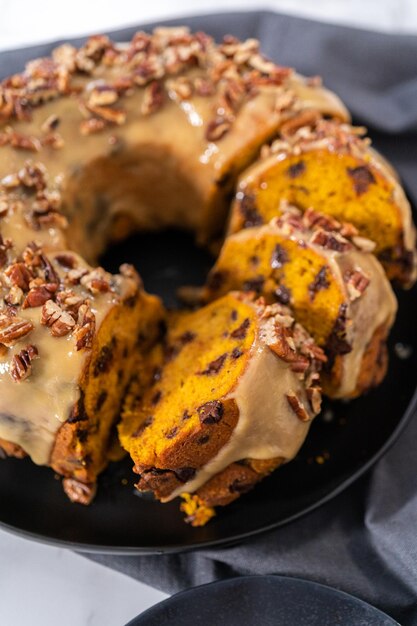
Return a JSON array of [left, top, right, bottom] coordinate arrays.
[[0, 229, 416, 553], [126, 575, 399, 626], [1, 17, 417, 554]]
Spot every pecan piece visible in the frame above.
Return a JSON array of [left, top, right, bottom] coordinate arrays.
[[344, 269, 370, 301], [4, 262, 32, 290], [0, 313, 34, 346], [41, 300, 75, 337], [73, 303, 96, 350], [286, 392, 311, 421], [10, 344, 39, 382], [206, 116, 232, 141], [306, 386, 322, 415], [141, 81, 164, 115]]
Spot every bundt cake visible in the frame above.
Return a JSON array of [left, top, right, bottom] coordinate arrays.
[[228, 119, 417, 286], [203, 207, 398, 398], [0, 27, 414, 517], [119, 292, 324, 525]]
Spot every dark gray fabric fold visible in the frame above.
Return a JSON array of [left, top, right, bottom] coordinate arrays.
[[2, 11, 417, 625]]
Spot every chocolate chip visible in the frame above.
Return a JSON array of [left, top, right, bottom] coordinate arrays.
[[239, 193, 262, 228], [308, 266, 330, 301], [179, 331, 196, 345], [271, 244, 288, 269], [286, 160, 306, 178], [165, 426, 178, 439], [67, 392, 87, 424], [243, 275, 265, 293], [274, 285, 291, 304], [347, 165, 376, 195], [151, 390, 162, 405], [94, 390, 108, 412], [124, 293, 138, 308], [153, 367, 162, 382], [231, 347, 243, 359], [198, 400, 224, 424], [77, 428, 89, 443], [93, 344, 113, 376], [325, 303, 352, 364], [231, 309, 238, 321], [230, 318, 250, 340], [175, 467, 196, 482], [132, 416, 153, 437], [55, 253, 76, 268], [182, 410, 191, 421], [197, 434, 210, 445], [199, 353, 227, 376], [229, 479, 252, 494], [207, 270, 227, 292]]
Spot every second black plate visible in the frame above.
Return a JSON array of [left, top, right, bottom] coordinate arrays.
[[0, 230, 416, 554]]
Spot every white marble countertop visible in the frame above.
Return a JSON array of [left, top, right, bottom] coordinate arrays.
[[0, 2, 416, 625]]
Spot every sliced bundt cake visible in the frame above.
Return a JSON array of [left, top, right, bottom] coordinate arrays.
[[119, 292, 324, 524], [204, 207, 397, 399], [228, 119, 416, 286]]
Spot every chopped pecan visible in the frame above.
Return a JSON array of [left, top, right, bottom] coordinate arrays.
[[194, 76, 214, 96], [344, 268, 370, 301], [4, 285, 24, 306], [41, 300, 75, 337], [311, 229, 351, 253], [9, 130, 41, 152], [80, 118, 107, 135], [73, 303, 95, 350], [87, 104, 126, 125], [10, 344, 39, 382], [0, 312, 34, 346], [306, 386, 322, 415], [80, 268, 111, 294], [141, 81, 164, 115], [166, 77, 192, 100], [87, 84, 119, 108], [286, 392, 311, 421], [206, 116, 232, 141], [41, 114, 60, 133], [23, 284, 56, 308], [4, 262, 32, 290]]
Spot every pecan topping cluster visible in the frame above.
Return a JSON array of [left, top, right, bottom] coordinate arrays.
[[0, 230, 124, 380], [0, 161, 67, 233], [266, 119, 370, 161], [0, 27, 302, 141]]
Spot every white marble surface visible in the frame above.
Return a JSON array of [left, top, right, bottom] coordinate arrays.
[[0, 2, 416, 625]]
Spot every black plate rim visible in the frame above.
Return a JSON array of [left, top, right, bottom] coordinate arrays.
[[0, 16, 416, 556], [125, 574, 399, 625], [1, 384, 416, 555]]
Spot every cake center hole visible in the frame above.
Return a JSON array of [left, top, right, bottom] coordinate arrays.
[[100, 229, 214, 308]]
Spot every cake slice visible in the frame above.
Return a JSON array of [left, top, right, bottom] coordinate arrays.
[[119, 292, 324, 525], [228, 118, 416, 286], [204, 208, 397, 399], [0, 165, 165, 504]]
